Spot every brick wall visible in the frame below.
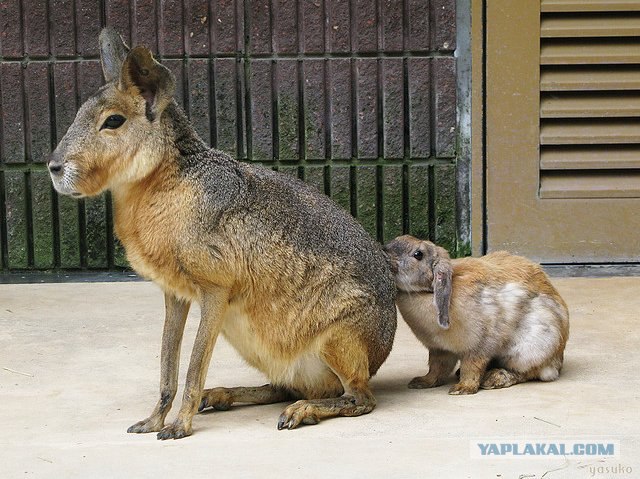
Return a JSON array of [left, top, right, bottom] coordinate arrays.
[[0, 0, 457, 272]]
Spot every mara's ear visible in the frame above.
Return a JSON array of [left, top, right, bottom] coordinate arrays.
[[431, 246, 453, 329], [120, 46, 176, 122], [99, 27, 129, 83]]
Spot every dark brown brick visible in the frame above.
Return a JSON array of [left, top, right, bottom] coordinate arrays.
[[57, 195, 81, 268], [435, 163, 456, 251], [249, 60, 273, 161], [187, 59, 212, 144], [433, 57, 456, 158], [408, 58, 431, 158], [380, 0, 403, 51], [383, 165, 403, 243], [236, 59, 248, 160], [164, 59, 185, 109], [355, 59, 378, 159], [303, 166, 326, 196], [273, 0, 298, 54], [1, 63, 25, 164], [248, 0, 271, 54], [50, 0, 76, 56], [77, 61, 104, 103], [24, 0, 49, 56], [25, 63, 52, 163], [355, 165, 377, 239], [407, 0, 430, 51], [106, 0, 133, 46], [301, 0, 324, 54], [185, 0, 210, 55], [326, 0, 350, 53], [276, 60, 300, 160], [278, 165, 298, 179], [133, 0, 158, 53], [76, 0, 102, 56], [212, 0, 241, 54], [382, 58, 404, 159], [432, 0, 456, 52], [0, 0, 23, 57], [330, 166, 351, 213], [214, 58, 241, 156], [53, 63, 77, 143], [5, 172, 28, 268], [159, 0, 184, 55], [31, 171, 54, 268], [329, 59, 352, 160], [408, 165, 430, 240], [355, 0, 377, 52], [302, 59, 326, 160], [85, 195, 108, 268]]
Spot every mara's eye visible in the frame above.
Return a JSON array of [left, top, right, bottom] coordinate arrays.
[[100, 114, 126, 130], [413, 250, 424, 261]]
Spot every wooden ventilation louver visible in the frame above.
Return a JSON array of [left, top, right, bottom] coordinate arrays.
[[539, 0, 640, 198]]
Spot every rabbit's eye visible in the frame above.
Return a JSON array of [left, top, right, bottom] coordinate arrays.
[[100, 114, 127, 130], [413, 250, 424, 261]]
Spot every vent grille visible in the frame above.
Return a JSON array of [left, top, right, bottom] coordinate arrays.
[[540, 0, 640, 198]]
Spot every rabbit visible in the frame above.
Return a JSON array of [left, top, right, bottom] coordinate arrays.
[[384, 235, 569, 395], [47, 28, 397, 439]]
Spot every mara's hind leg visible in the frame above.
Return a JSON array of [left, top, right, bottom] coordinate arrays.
[[199, 384, 293, 412], [277, 329, 376, 430]]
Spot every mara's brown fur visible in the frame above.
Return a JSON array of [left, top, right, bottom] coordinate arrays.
[[385, 235, 570, 395], [48, 28, 397, 439]]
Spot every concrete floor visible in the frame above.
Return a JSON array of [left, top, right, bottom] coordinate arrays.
[[1, 277, 639, 478]]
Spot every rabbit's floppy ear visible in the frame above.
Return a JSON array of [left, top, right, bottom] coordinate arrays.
[[431, 246, 453, 329]]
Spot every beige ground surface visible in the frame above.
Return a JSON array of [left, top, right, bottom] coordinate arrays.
[[1, 277, 638, 478]]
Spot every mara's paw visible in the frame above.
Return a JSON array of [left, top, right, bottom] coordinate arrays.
[[408, 376, 443, 389], [277, 400, 321, 430], [157, 422, 192, 440], [199, 388, 233, 412], [127, 416, 164, 434], [448, 382, 479, 395], [481, 368, 519, 390]]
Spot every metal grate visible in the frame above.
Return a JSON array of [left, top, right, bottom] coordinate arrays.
[[539, 0, 640, 198], [0, 0, 458, 272]]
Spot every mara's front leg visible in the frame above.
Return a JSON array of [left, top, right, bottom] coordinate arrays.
[[157, 287, 229, 440], [128, 293, 190, 434]]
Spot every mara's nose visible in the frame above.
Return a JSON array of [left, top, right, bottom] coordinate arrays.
[[47, 154, 64, 176]]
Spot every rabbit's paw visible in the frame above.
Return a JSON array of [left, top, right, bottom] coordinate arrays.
[[481, 368, 519, 389], [408, 375, 444, 389], [448, 382, 479, 395]]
